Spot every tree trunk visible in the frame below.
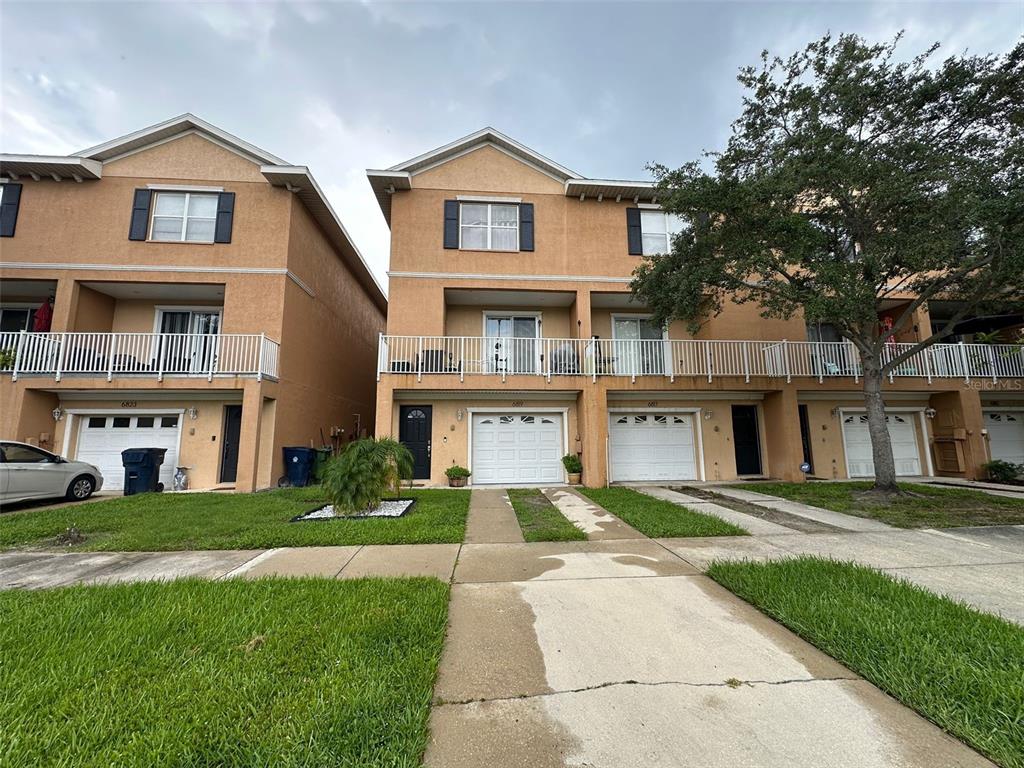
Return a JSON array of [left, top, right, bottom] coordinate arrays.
[[860, 354, 899, 493]]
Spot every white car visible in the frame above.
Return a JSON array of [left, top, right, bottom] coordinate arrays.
[[0, 441, 104, 505]]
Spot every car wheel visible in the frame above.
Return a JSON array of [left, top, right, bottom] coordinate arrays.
[[67, 475, 95, 501]]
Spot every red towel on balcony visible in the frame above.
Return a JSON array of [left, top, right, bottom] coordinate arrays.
[[33, 299, 53, 332]]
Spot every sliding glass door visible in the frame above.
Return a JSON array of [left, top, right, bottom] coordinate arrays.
[[484, 315, 539, 374]]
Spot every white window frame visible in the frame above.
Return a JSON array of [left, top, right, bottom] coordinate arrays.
[[459, 202, 519, 252], [638, 207, 685, 256], [148, 191, 218, 244]]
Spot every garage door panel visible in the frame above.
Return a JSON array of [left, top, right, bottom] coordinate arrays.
[[76, 414, 181, 491], [472, 413, 565, 485], [842, 413, 921, 478], [609, 413, 697, 482], [985, 412, 1024, 465]]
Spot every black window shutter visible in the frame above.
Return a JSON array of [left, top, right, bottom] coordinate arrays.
[[443, 200, 459, 249], [0, 183, 22, 238], [519, 203, 534, 251], [128, 189, 152, 241], [626, 208, 643, 255], [214, 192, 235, 243]]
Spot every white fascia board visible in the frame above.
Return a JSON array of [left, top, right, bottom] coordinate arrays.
[[74, 113, 287, 165], [385, 126, 582, 181]]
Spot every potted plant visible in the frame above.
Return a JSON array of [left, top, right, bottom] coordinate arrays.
[[562, 454, 582, 484], [445, 465, 471, 487]]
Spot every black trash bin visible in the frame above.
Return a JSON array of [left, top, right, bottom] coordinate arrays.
[[282, 447, 316, 487], [312, 447, 333, 482], [121, 448, 168, 496]]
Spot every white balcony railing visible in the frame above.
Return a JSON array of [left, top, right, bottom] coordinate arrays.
[[377, 334, 1024, 384], [0, 331, 280, 382]]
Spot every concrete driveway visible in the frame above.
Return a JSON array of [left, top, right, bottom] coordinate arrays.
[[427, 539, 996, 767]]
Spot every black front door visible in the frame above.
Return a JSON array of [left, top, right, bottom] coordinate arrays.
[[399, 405, 432, 480], [220, 405, 243, 483], [731, 405, 763, 476]]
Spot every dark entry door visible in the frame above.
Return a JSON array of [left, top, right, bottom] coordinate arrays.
[[399, 405, 432, 480], [220, 405, 243, 483], [731, 405, 763, 476]]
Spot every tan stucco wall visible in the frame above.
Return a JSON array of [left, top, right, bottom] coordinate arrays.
[[445, 306, 572, 338]]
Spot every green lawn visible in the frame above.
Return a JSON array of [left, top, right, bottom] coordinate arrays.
[[708, 558, 1024, 768], [0, 577, 449, 768], [578, 487, 746, 537], [507, 488, 587, 542], [0, 487, 469, 551], [741, 481, 1024, 528]]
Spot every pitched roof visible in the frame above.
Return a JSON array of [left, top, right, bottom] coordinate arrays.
[[74, 113, 288, 165], [366, 127, 658, 226]]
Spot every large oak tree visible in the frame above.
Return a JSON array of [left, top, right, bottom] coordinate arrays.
[[632, 33, 1024, 492]]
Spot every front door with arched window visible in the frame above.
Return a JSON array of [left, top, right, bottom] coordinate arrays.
[[399, 405, 432, 479]]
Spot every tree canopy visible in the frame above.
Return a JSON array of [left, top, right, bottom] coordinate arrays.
[[632, 33, 1023, 361]]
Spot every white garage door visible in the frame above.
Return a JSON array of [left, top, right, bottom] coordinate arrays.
[[76, 414, 181, 490], [609, 413, 697, 482], [842, 413, 922, 477], [471, 413, 564, 485], [985, 411, 1024, 465]]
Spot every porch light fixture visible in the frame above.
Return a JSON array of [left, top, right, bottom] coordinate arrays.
[[704, 410, 713, 420], [51, 407, 63, 422], [925, 408, 937, 419], [188, 407, 199, 420], [456, 409, 464, 422]]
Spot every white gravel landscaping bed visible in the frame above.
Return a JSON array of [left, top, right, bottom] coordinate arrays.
[[291, 499, 415, 521]]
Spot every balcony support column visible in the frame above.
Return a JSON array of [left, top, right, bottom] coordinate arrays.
[[928, 389, 986, 480], [234, 380, 265, 493], [762, 388, 805, 482], [375, 381, 395, 439], [578, 384, 608, 488]]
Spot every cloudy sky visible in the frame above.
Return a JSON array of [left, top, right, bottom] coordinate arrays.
[[2, 1, 1020, 291]]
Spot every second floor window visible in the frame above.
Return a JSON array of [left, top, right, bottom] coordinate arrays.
[[151, 192, 218, 242], [460, 203, 519, 251], [640, 210, 686, 255]]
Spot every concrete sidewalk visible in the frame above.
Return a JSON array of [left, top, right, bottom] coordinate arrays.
[[0, 543, 462, 588], [426, 538, 996, 767]]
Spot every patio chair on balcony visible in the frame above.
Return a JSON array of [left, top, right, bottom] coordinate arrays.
[[417, 349, 460, 374], [549, 343, 581, 375]]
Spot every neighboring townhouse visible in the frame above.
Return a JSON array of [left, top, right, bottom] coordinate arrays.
[[1, 114, 386, 492], [368, 128, 1024, 488]]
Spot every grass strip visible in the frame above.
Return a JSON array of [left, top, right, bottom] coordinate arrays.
[[0, 487, 470, 551], [507, 488, 587, 542], [0, 577, 450, 768], [708, 557, 1024, 768], [578, 487, 746, 537], [738, 481, 1024, 528]]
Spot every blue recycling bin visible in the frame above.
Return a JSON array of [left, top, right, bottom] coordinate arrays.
[[282, 447, 316, 487], [121, 448, 167, 496]]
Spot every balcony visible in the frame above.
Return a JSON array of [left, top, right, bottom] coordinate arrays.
[[377, 335, 1024, 384], [1, 331, 280, 382]]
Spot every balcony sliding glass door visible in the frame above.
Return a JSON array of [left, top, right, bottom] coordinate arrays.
[[157, 310, 221, 373], [612, 315, 667, 376], [484, 314, 539, 375]]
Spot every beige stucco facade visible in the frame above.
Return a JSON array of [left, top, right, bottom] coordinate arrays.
[[370, 131, 1021, 487], [1, 118, 385, 492]]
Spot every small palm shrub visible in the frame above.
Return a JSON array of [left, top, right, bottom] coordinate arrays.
[[982, 459, 1023, 484], [562, 454, 583, 474], [321, 438, 414, 515]]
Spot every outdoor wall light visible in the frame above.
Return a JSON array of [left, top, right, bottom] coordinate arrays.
[[188, 407, 199, 420], [925, 407, 937, 419], [456, 409, 464, 421], [704, 410, 713, 420], [830, 407, 840, 418], [51, 407, 63, 422]]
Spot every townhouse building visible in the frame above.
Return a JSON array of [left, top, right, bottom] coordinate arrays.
[[368, 128, 1024, 488], [1, 114, 385, 492]]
